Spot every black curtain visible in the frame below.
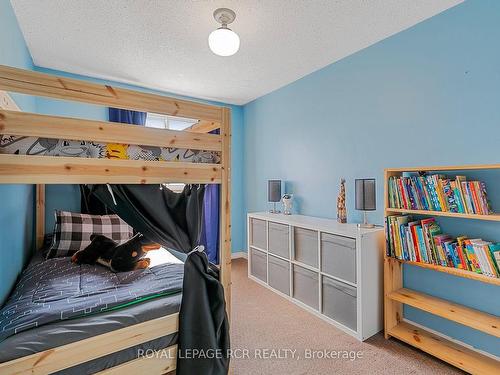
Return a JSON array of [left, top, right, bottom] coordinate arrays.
[[80, 185, 110, 215], [88, 184, 204, 251], [82, 184, 230, 375]]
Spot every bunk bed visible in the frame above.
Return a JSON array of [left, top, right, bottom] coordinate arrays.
[[0, 65, 231, 375]]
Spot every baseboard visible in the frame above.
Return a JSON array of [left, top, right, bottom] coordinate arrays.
[[231, 251, 247, 260]]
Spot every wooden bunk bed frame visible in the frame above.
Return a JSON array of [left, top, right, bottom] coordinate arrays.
[[0, 65, 231, 375]]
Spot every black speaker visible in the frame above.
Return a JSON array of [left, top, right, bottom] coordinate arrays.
[[268, 180, 282, 203]]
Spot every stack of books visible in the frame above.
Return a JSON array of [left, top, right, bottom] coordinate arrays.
[[388, 174, 493, 214], [385, 215, 500, 278]]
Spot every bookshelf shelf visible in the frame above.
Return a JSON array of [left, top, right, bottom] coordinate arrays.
[[385, 163, 500, 173], [385, 208, 500, 222], [384, 164, 500, 374], [387, 322, 500, 375], [390, 257, 500, 286], [387, 288, 500, 337]]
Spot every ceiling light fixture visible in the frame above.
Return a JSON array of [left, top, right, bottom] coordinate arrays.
[[208, 8, 240, 57]]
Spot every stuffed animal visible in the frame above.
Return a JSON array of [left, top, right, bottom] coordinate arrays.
[[71, 234, 116, 265], [71, 233, 153, 272]]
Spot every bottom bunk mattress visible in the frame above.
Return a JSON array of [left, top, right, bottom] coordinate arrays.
[[0, 296, 180, 374], [0, 248, 184, 373]]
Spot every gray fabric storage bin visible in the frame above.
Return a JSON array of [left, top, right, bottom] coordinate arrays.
[[268, 255, 290, 295], [293, 265, 319, 310], [250, 247, 267, 282], [268, 222, 289, 259], [250, 218, 267, 250], [293, 227, 318, 268], [322, 276, 357, 331], [321, 233, 356, 284]]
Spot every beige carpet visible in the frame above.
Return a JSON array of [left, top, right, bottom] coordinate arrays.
[[230, 258, 462, 375]]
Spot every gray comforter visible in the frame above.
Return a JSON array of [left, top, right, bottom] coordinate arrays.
[[0, 255, 183, 342]]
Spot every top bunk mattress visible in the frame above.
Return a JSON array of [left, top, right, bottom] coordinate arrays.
[[0, 135, 221, 163], [0, 248, 184, 343]]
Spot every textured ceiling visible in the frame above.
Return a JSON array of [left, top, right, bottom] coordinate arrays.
[[11, 0, 462, 105]]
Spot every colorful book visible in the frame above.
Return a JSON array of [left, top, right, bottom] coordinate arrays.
[[405, 179, 417, 210], [435, 177, 448, 212], [443, 241, 458, 268], [488, 243, 500, 276], [479, 181, 493, 214], [395, 215, 411, 259], [464, 239, 482, 273], [469, 182, 483, 214], [471, 240, 494, 277], [457, 236, 471, 271], [400, 223, 409, 260], [427, 175, 442, 211], [462, 182, 475, 213], [434, 235, 452, 267], [385, 216, 499, 279], [455, 176, 468, 213], [404, 226, 415, 261], [442, 179, 459, 213], [421, 218, 440, 264], [386, 216, 396, 257], [451, 242, 465, 269], [408, 221, 422, 262], [419, 176, 433, 211], [415, 226, 428, 263], [388, 174, 494, 217], [451, 180, 465, 213], [385, 217, 392, 257], [483, 244, 499, 277], [398, 179, 408, 210]]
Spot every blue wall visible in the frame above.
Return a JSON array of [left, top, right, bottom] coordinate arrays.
[[243, 0, 500, 356], [34, 68, 245, 254], [0, 0, 36, 305]]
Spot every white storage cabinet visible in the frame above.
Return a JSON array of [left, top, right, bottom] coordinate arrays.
[[247, 212, 384, 341]]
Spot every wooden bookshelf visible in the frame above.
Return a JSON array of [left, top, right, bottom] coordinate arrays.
[[394, 258, 500, 286], [386, 163, 500, 172], [387, 288, 500, 337], [387, 322, 500, 375], [384, 164, 500, 374], [386, 208, 500, 222]]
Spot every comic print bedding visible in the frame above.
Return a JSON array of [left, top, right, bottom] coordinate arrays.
[[0, 135, 221, 164]]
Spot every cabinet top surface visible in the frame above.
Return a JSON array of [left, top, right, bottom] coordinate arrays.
[[248, 212, 382, 237]]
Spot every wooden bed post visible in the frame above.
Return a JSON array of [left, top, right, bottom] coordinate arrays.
[[36, 184, 45, 250], [220, 107, 232, 318]]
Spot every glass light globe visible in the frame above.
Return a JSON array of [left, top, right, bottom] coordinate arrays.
[[208, 27, 240, 57]]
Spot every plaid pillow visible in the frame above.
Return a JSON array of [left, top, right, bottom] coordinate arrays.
[[47, 210, 134, 258]]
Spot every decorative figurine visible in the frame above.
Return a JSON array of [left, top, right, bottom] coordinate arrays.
[[282, 194, 293, 215], [337, 179, 347, 223]]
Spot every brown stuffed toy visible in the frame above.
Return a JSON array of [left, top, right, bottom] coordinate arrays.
[[71, 233, 156, 272]]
